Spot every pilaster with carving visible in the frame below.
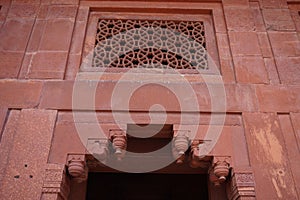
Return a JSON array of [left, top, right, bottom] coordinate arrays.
[[41, 164, 70, 200], [226, 170, 256, 200]]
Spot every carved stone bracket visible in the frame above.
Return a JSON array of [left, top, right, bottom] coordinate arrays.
[[42, 163, 70, 200], [189, 140, 211, 168], [172, 130, 190, 164], [66, 154, 88, 183], [209, 156, 231, 186], [86, 138, 109, 164], [109, 129, 127, 161], [226, 170, 256, 200]]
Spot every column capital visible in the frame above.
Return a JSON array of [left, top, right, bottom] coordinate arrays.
[[66, 154, 88, 183]]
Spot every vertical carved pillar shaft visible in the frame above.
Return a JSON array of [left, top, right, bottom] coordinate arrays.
[[67, 154, 88, 183], [109, 129, 127, 161]]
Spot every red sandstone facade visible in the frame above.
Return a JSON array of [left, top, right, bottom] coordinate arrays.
[[0, 0, 300, 199]]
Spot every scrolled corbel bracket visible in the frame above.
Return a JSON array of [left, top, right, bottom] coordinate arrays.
[[172, 130, 190, 164], [209, 156, 231, 186], [86, 138, 109, 164], [66, 154, 88, 183], [109, 129, 127, 161]]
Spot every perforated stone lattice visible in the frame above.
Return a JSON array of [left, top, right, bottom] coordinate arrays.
[[92, 19, 208, 70]]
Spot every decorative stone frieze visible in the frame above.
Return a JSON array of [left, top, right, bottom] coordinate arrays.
[[42, 164, 70, 200], [227, 170, 256, 200]]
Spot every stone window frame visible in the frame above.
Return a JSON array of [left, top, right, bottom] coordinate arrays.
[[81, 7, 221, 75]]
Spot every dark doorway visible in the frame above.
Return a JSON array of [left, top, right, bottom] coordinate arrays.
[[86, 172, 209, 200]]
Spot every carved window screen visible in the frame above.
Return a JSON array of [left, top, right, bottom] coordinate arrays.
[[83, 12, 219, 74], [93, 19, 207, 70]]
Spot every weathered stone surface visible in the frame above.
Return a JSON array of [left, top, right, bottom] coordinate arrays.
[[263, 57, 280, 84], [28, 51, 68, 79], [228, 32, 261, 56], [262, 9, 295, 31], [0, 80, 43, 108], [233, 56, 269, 84], [0, 51, 24, 78], [243, 113, 298, 200], [278, 114, 300, 197], [256, 85, 300, 112], [275, 57, 300, 85], [224, 7, 255, 31], [0, 18, 34, 51], [268, 32, 300, 57], [0, 109, 57, 200], [39, 19, 74, 51]]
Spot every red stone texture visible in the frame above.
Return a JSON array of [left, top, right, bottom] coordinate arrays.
[[0, 109, 57, 200], [0, 0, 299, 199], [243, 113, 298, 200], [0, 80, 43, 108]]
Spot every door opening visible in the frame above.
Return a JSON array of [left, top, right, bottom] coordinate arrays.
[[86, 172, 209, 200]]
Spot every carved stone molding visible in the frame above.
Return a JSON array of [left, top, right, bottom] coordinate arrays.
[[226, 170, 256, 200], [209, 156, 231, 186], [189, 140, 211, 168], [66, 154, 88, 183], [42, 163, 70, 200], [86, 138, 109, 164], [109, 129, 127, 161]]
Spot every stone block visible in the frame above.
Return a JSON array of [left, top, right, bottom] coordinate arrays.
[[0, 51, 24, 78], [70, 21, 87, 54], [47, 5, 77, 19], [233, 56, 269, 84], [257, 32, 272, 58], [250, 2, 266, 32], [275, 57, 300, 85], [228, 32, 261, 56], [0, 18, 34, 51], [0, 80, 43, 108], [243, 112, 298, 200], [268, 32, 300, 57], [39, 18, 74, 51], [8, 4, 38, 18], [256, 85, 300, 112], [0, 109, 57, 200], [278, 114, 300, 196], [263, 58, 280, 84], [28, 51, 68, 79], [224, 7, 255, 31], [262, 9, 295, 31], [225, 84, 258, 112], [260, 0, 288, 9], [27, 20, 47, 52], [219, 58, 236, 83], [65, 53, 81, 80]]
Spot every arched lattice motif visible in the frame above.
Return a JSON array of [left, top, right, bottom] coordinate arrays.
[[92, 19, 208, 70]]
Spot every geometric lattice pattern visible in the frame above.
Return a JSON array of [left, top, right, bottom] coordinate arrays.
[[93, 19, 208, 70]]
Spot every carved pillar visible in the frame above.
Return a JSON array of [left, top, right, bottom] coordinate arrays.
[[172, 130, 190, 164], [66, 154, 88, 183], [86, 138, 109, 164], [226, 170, 256, 200], [209, 156, 231, 186], [109, 129, 127, 161], [41, 164, 70, 200]]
